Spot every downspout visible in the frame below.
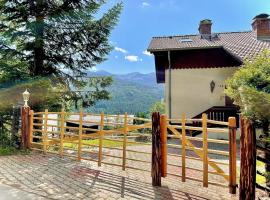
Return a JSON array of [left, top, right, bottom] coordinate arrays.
[[168, 51, 172, 119]]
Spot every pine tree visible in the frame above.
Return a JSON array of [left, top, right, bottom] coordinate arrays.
[[0, 0, 122, 107]]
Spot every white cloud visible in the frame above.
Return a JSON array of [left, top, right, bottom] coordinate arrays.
[[89, 66, 97, 72], [125, 55, 140, 62], [115, 47, 128, 54], [142, 50, 152, 56], [142, 2, 150, 7]]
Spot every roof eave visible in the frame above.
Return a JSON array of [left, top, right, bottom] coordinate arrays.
[[148, 45, 224, 53]]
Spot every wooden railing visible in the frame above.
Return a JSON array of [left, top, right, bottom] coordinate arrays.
[[153, 113, 237, 194], [192, 106, 239, 128], [29, 109, 153, 172]]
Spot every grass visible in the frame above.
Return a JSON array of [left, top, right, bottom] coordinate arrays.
[[0, 146, 17, 156], [0, 146, 30, 156], [256, 160, 266, 185]]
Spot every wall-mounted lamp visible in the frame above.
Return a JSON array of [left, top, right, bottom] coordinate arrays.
[[22, 89, 30, 107], [210, 80, 215, 93]]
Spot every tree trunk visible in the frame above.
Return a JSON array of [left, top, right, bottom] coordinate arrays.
[[239, 117, 256, 200], [33, 1, 45, 75]]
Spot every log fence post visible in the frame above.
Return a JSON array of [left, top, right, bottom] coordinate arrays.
[[152, 112, 162, 186], [239, 117, 256, 200], [228, 117, 237, 194], [21, 106, 31, 149]]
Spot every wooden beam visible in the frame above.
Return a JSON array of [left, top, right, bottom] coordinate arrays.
[[77, 109, 83, 161], [228, 117, 237, 194], [202, 113, 208, 187], [98, 112, 104, 167], [59, 108, 65, 157], [43, 109, 48, 154], [181, 113, 186, 182], [122, 112, 128, 170], [160, 114, 167, 177]]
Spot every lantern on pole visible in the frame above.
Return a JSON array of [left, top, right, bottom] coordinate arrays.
[[22, 89, 30, 107]]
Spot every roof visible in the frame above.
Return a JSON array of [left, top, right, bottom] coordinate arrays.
[[148, 31, 270, 61]]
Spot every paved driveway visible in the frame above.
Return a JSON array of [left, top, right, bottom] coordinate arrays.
[[0, 152, 237, 200]]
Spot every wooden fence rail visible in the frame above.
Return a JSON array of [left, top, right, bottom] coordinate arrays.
[[25, 109, 237, 195]]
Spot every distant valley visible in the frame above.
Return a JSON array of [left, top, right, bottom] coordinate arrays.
[[86, 70, 164, 115]]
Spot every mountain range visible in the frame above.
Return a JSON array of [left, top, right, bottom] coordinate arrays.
[[86, 70, 164, 114]]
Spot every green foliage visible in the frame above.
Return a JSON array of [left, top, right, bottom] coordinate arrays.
[[0, 78, 64, 112], [225, 50, 270, 123], [149, 101, 165, 115], [0, 0, 122, 77]]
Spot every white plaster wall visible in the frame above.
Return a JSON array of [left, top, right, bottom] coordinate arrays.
[[165, 67, 238, 119]]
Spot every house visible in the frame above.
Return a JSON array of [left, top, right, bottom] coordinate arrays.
[[147, 14, 270, 122]]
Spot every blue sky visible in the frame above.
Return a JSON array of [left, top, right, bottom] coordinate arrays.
[[96, 0, 270, 74]]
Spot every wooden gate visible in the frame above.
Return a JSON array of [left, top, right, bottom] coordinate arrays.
[[27, 109, 237, 194], [159, 113, 237, 194], [29, 109, 153, 172]]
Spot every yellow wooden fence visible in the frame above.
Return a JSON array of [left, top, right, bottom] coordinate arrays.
[[28, 109, 237, 193], [160, 113, 237, 193], [29, 109, 152, 172]]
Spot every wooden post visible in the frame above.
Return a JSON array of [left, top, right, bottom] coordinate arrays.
[[28, 110, 34, 148], [21, 106, 30, 149], [160, 114, 167, 178], [202, 113, 208, 187], [43, 109, 48, 154], [181, 113, 186, 182], [152, 112, 162, 186], [78, 109, 83, 161], [98, 112, 104, 167], [228, 117, 237, 194], [59, 108, 65, 157], [239, 117, 256, 200], [122, 112, 128, 170]]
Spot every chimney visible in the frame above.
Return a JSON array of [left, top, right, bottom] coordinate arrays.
[[252, 13, 270, 40], [199, 19, 212, 35]]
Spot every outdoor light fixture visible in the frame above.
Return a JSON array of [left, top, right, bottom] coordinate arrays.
[[210, 80, 215, 93], [22, 89, 30, 107]]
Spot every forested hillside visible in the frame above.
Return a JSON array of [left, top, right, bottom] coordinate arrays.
[[86, 71, 164, 114]]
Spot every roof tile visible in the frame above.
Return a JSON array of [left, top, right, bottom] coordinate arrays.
[[148, 31, 270, 61]]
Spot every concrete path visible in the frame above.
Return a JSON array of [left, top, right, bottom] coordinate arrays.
[[0, 184, 45, 200], [0, 152, 238, 200]]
